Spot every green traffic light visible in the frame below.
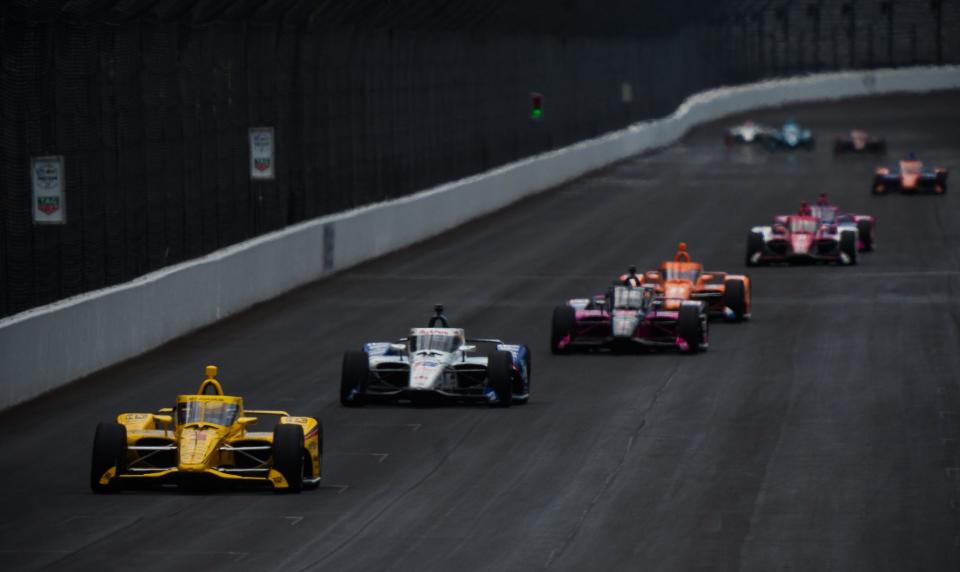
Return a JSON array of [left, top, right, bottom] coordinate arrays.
[[531, 109, 543, 119]]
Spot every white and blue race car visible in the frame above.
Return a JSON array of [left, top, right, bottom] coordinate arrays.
[[340, 323, 530, 408], [766, 120, 815, 151]]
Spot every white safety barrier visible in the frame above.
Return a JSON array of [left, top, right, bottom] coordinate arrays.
[[2, 65, 958, 410]]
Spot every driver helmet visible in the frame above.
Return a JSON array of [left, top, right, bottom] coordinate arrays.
[[642, 284, 655, 302], [622, 265, 642, 288], [816, 192, 830, 206]]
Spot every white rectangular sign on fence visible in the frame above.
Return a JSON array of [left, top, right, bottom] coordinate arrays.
[[249, 127, 275, 180], [31, 155, 66, 224]]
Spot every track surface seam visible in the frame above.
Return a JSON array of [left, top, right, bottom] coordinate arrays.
[[544, 364, 679, 568]]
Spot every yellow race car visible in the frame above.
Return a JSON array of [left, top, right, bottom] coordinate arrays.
[[90, 366, 322, 493]]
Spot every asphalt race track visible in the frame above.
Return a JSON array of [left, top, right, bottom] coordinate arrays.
[[1, 92, 959, 571]]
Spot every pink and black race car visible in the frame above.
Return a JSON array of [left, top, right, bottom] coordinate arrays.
[[550, 285, 707, 355], [746, 201, 875, 266], [834, 129, 886, 154]]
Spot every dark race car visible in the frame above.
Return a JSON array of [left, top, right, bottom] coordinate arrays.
[[834, 129, 886, 154], [551, 285, 707, 354], [873, 156, 948, 195]]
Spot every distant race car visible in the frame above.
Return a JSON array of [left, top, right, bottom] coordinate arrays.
[[873, 155, 948, 194], [746, 203, 861, 265], [341, 307, 530, 407], [91, 366, 322, 493], [766, 120, 815, 151], [834, 129, 886, 154], [624, 243, 751, 321], [551, 284, 708, 354], [724, 121, 776, 146]]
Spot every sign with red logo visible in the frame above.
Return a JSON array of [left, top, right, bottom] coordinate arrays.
[[249, 127, 275, 180], [31, 156, 66, 224]]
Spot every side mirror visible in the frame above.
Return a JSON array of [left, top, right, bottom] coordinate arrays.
[[153, 414, 173, 435], [158, 407, 173, 414], [645, 271, 661, 281], [390, 343, 407, 353], [460, 345, 476, 353], [238, 416, 258, 426], [701, 274, 714, 281]]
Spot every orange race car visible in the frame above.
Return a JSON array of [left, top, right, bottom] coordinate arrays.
[[873, 153, 948, 194], [620, 243, 751, 321]]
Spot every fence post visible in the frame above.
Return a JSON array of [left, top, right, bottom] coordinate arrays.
[[931, 0, 943, 65], [842, 1, 856, 68], [910, 24, 917, 64], [805, 3, 821, 70], [832, 24, 839, 68], [753, 11, 765, 76], [776, 6, 789, 74], [880, 1, 894, 66]]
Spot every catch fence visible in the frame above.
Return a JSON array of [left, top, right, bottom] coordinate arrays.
[[1, 0, 956, 317]]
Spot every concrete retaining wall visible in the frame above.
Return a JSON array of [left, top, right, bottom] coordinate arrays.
[[2, 65, 958, 410]]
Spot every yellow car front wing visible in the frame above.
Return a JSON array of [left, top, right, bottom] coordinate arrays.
[[99, 467, 293, 489]]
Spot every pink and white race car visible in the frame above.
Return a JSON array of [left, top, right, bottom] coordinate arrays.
[[746, 200, 876, 266]]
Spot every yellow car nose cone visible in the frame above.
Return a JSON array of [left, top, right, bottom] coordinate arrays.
[[178, 428, 220, 471]]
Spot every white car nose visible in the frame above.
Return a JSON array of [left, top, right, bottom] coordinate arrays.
[[612, 314, 639, 338], [410, 357, 445, 389]]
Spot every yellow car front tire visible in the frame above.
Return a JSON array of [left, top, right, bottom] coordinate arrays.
[[90, 422, 126, 494], [273, 424, 304, 493]]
